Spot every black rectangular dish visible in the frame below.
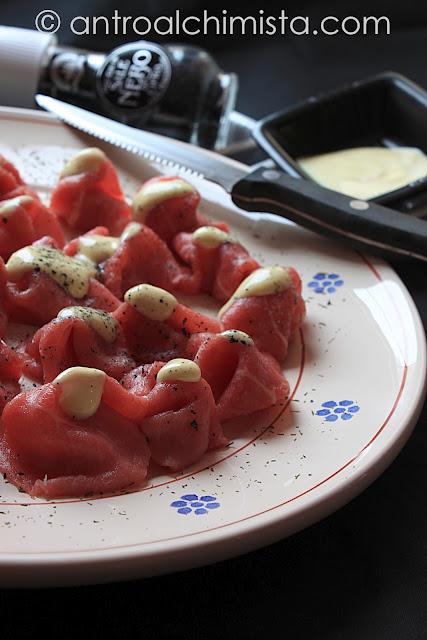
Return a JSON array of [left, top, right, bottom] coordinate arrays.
[[253, 72, 427, 214]]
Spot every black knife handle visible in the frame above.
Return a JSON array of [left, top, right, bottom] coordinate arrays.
[[231, 166, 427, 263]]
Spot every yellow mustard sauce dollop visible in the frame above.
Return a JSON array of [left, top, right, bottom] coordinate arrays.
[[219, 329, 254, 346], [156, 358, 201, 383], [77, 235, 120, 263], [218, 266, 292, 317], [192, 226, 230, 249], [54, 366, 106, 419], [60, 148, 106, 178], [0, 195, 34, 218], [57, 306, 118, 343], [6, 245, 97, 298], [124, 284, 178, 321], [120, 222, 143, 242]]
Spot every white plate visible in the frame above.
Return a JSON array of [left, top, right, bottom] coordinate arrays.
[[0, 107, 425, 588]]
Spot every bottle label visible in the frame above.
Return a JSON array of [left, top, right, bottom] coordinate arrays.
[[97, 42, 172, 112]]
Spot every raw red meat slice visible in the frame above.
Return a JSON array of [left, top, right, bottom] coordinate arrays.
[[173, 228, 260, 300], [101, 223, 191, 298], [0, 155, 44, 204], [0, 195, 64, 261], [25, 310, 136, 383], [0, 247, 120, 326], [193, 330, 289, 424], [0, 309, 7, 338], [219, 267, 305, 364], [185, 331, 213, 360], [0, 197, 33, 260], [5, 274, 120, 326], [132, 175, 207, 247], [122, 360, 226, 470], [115, 300, 187, 364], [114, 285, 220, 364], [0, 185, 40, 201], [27, 198, 65, 248], [0, 155, 23, 197], [50, 148, 131, 236], [0, 371, 150, 498], [121, 362, 164, 397], [0, 256, 8, 336], [0, 339, 23, 414], [171, 303, 220, 336]]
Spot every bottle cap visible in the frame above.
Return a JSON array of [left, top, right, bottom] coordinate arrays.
[[0, 27, 56, 108]]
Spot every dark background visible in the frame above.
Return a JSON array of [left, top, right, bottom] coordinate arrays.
[[0, 1, 426, 638]]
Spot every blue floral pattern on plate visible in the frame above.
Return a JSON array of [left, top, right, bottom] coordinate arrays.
[[308, 273, 344, 294], [170, 494, 220, 515], [316, 400, 360, 422]]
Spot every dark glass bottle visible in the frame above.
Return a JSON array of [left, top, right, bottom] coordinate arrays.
[[38, 40, 238, 149]]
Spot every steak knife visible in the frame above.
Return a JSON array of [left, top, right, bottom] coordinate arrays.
[[36, 94, 427, 263]]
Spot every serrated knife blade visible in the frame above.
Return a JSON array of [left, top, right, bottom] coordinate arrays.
[[35, 94, 427, 262], [35, 94, 248, 192]]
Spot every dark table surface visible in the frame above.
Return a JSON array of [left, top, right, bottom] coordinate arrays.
[[0, 3, 426, 638]]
